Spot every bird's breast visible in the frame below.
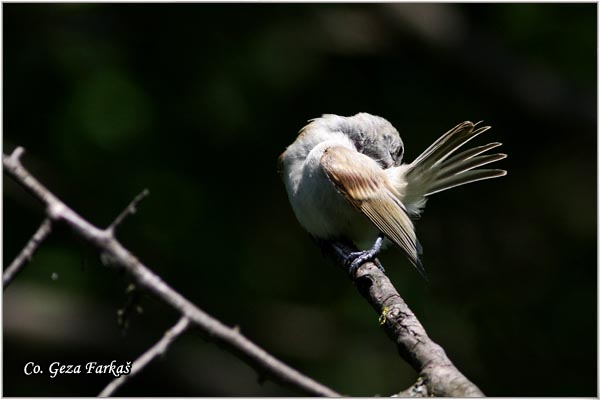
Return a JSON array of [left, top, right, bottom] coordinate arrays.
[[283, 142, 379, 246]]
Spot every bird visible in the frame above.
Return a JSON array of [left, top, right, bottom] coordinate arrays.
[[278, 113, 507, 279]]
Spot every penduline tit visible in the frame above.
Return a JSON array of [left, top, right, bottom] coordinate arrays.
[[278, 113, 507, 279]]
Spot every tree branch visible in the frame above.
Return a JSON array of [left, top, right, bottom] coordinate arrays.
[[99, 316, 190, 397], [4, 145, 482, 397], [3, 217, 52, 288], [323, 239, 483, 396], [107, 189, 150, 233], [352, 260, 484, 397], [3, 147, 340, 397]]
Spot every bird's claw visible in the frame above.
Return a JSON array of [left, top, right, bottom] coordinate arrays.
[[345, 250, 385, 276]]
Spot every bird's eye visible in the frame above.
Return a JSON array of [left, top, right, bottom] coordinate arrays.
[[392, 146, 404, 166]]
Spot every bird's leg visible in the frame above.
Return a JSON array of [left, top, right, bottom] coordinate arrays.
[[317, 237, 385, 276], [327, 241, 351, 262], [345, 233, 386, 276]]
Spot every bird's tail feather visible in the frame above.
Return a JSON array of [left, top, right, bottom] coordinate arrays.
[[403, 121, 506, 210]]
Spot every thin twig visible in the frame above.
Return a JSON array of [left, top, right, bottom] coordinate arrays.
[[3, 218, 52, 288], [3, 147, 340, 397], [99, 316, 190, 397], [7, 146, 24, 163], [107, 189, 150, 233]]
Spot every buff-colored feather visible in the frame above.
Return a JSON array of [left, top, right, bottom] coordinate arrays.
[[321, 146, 425, 277]]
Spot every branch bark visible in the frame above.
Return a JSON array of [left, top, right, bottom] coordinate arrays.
[[3, 147, 340, 397], [352, 260, 484, 397], [323, 238, 483, 396]]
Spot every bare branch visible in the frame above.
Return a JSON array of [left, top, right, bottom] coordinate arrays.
[[3, 148, 340, 397], [352, 260, 484, 397], [99, 316, 190, 397], [7, 146, 25, 163], [107, 189, 150, 233], [322, 239, 482, 396], [3, 218, 52, 288]]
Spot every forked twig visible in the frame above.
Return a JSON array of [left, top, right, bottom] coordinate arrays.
[[3, 147, 340, 397]]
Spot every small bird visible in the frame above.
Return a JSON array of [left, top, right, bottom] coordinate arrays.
[[279, 113, 507, 278]]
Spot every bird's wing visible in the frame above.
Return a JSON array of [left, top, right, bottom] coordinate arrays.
[[321, 146, 424, 275]]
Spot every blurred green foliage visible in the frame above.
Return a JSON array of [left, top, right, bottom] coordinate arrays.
[[3, 3, 596, 396]]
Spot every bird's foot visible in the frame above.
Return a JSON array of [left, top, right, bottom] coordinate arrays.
[[345, 250, 382, 275], [345, 234, 386, 276]]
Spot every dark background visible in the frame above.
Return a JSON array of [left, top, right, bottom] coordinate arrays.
[[3, 3, 596, 397]]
